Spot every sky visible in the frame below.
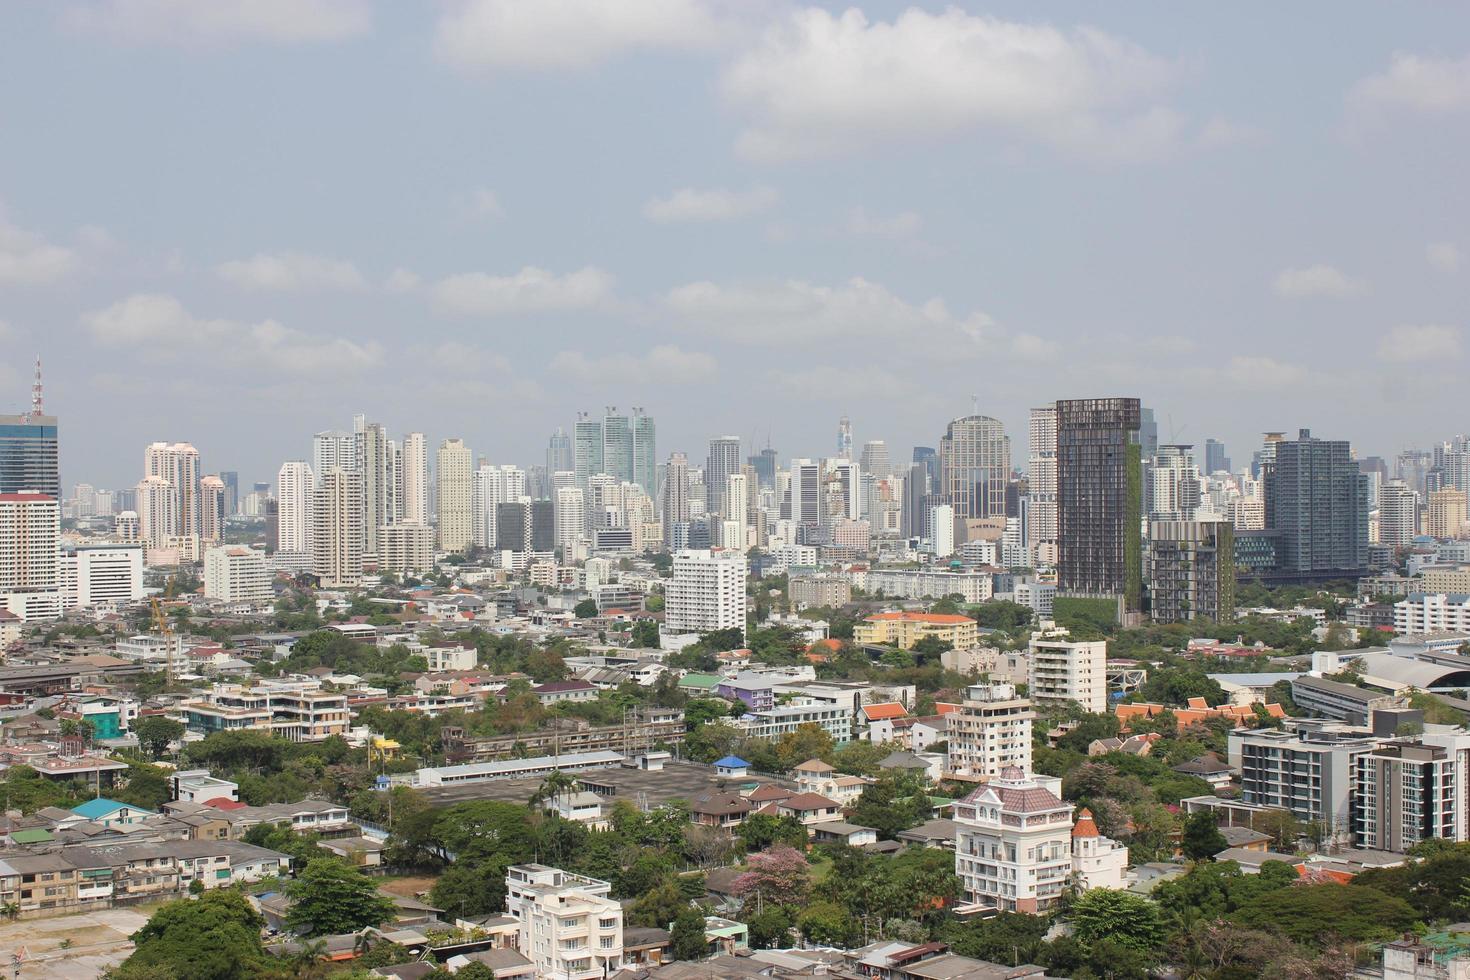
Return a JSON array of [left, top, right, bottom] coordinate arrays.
[[1, 1, 1467, 491]]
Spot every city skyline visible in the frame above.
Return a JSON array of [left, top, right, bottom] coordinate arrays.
[[0, 3, 1466, 488]]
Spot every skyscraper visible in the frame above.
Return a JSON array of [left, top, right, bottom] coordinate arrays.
[[199, 475, 226, 542], [662, 452, 691, 544], [219, 471, 239, 517], [436, 438, 473, 552], [706, 436, 741, 519], [837, 416, 852, 459], [912, 446, 939, 489], [749, 446, 778, 489], [1204, 439, 1231, 475], [601, 409, 634, 485], [632, 408, 656, 495], [135, 475, 174, 549], [859, 440, 890, 480], [547, 427, 574, 474], [144, 442, 201, 542], [1378, 480, 1419, 548], [0, 492, 61, 621], [1264, 429, 1369, 580], [473, 464, 526, 549], [1056, 397, 1143, 614], [1027, 408, 1058, 555], [312, 430, 354, 485], [312, 468, 363, 588], [790, 458, 822, 531], [401, 432, 428, 526], [939, 415, 1011, 526], [573, 413, 604, 491], [277, 460, 315, 554], [554, 486, 586, 554], [354, 418, 391, 556], [0, 358, 58, 500]]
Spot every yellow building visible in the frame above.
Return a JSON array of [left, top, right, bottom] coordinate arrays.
[[854, 612, 979, 650]]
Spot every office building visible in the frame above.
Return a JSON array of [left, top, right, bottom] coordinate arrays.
[[859, 440, 890, 480], [1234, 726, 1383, 838], [1028, 627, 1107, 713], [378, 523, 435, 576], [547, 427, 573, 475], [1378, 480, 1420, 548], [203, 546, 272, 603], [495, 500, 555, 555], [789, 458, 822, 531], [1147, 519, 1235, 623], [436, 438, 472, 552], [600, 410, 633, 485], [1264, 429, 1369, 581], [0, 492, 61, 621], [939, 415, 1010, 529], [401, 432, 428, 526], [945, 682, 1034, 782], [0, 370, 58, 499], [706, 437, 741, 519], [60, 544, 143, 611], [750, 446, 778, 489], [632, 408, 656, 495], [665, 549, 747, 636], [1204, 439, 1231, 475], [276, 461, 314, 555], [573, 414, 604, 492], [1056, 397, 1143, 614], [218, 470, 239, 517], [1027, 407, 1057, 557], [312, 469, 363, 589], [199, 475, 226, 542], [506, 865, 623, 980]]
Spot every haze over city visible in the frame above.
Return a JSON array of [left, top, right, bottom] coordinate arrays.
[[1, 1, 1467, 488]]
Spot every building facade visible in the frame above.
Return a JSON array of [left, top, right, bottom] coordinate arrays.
[[1055, 398, 1143, 614]]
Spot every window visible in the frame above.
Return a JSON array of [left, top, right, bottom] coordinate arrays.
[[599, 917, 617, 930]]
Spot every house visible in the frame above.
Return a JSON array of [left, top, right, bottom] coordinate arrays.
[[775, 792, 842, 826], [676, 673, 723, 697], [1171, 753, 1234, 790], [809, 821, 879, 848], [715, 674, 775, 712], [320, 836, 385, 869], [879, 750, 941, 782], [549, 792, 608, 830], [792, 758, 837, 795], [532, 680, 597, 705], [690, 792, 751, 830], [70, 799, 156, 829], [896, 819, 959, 850], [714, 756, 750, 778], [1218, 826, 1271, 852]]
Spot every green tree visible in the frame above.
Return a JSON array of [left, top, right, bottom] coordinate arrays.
[[430, 859, 507, 919], [1068, 889, 1169, 955], [630, 879, 687, 929], [1181, 812, 1228, 861], [744, 907, 794, 949], [115, 890, 268, 980], [134, 716, 186, 760], [943, 912, 1048, 964], [286, 859, 397, 936], [670, 905, 708, 961], [1229, 883, 1418, 943], [116, 765, 172, 811], [573, 599, 599, 619], [736, 813, 809, 852]]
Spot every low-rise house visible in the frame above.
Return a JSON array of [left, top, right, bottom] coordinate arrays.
[[774, 792, 842, 826], [531, 680, 597, 705], [690, 791, 750, 830], [1171, 753, 1234, 790], [808, 821, 879, 848]]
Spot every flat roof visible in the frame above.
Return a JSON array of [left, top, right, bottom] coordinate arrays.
[[413, 758, 792, 808]]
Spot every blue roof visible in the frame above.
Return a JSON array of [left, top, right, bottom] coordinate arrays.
[[714, 756, 749, 768], [72, 798, 152, 819]]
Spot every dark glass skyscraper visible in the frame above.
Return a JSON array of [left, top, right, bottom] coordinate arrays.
[[1264, 429, 1369, 580], [1056, 397, 1143, 614], [0, 414, 59, 499], [1203, 439, 1231, 475]]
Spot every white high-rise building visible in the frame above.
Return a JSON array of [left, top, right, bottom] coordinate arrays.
[[401, 432, 428, 526], [312, 469, 364, 588], [928, 503, 955, 558], [354, 419, 391, 556], [1378, 479, 1420, 548], [0, 492, 61, 621], [436, 438, 473, 552], [276, 461, 315, 555], [1028, 626, 1107, 713], [143, 442, 201, 541], [312, 430, 354, 485], [723, 472, 749, 550], [60, 544, 144, 611], [114, 511, 140, 542], [473, 464, 527, 549], [135, 475, 176, 549], [506, 865, 623, 980], [662, 452, 690, 543], [789, 458, 821, 530], [946, 682, 1034, 782], [665, 549, 747, 635], [204, 546, 272, 603], [555, 486, 586, 554], [1027, 407, 1058, 554], [378, 524, 434, 576]]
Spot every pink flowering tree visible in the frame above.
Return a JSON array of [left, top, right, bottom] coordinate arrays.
[[731, 844, 811, 908]]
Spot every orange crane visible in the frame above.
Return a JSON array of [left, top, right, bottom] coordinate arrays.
[[150, 573, 178, 684]]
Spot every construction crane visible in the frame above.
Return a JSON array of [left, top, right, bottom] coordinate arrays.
[[150, 573, 178, 684]]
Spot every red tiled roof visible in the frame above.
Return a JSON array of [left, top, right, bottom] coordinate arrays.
[[779, 792, 839, 811], [1072, 808, 1100, 838], [861, 702, 908, 721], [206, 798, 246, 810]]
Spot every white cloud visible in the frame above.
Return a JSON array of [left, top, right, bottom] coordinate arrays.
[[0, 215, 77, 284], [643, 186, 777, 223], [431, 266, 615, 315], [1428, 242, 1462, 274], [845, 208, 922, 239], [768, 364, 922, 400], [1379, 324, 1462, 363], [1272, 264, 1364, 298], [1010, 333, 1059, 360], [1224, 356, 1305, 389], [1347, 52, 1470, 132], [216, 251, 366, 291], [76, 225, 117, 251], [0, 321, 17, 342], [550, 345, 716, 383], [385, 268, 422, 293], [664, 276, 996, 347], [722, 7, 1180, 161], [435, 0, 722, 72], [1195, 117, 1263, 149], [83, 293, 382, 373], [65, 0, 371, 45], [465, 187, 503, 220]]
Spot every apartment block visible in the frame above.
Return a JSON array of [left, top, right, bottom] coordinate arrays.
[[1027, 627, 1107, 713], [945, 682, 1035, 782], [854, 612, 979, 651], [506, 864, 623, 980]]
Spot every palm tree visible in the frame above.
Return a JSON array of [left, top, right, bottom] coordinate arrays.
[[0, 902, 19, 921], [288, 938, 329, 980], [529, 770, 578, 811]]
